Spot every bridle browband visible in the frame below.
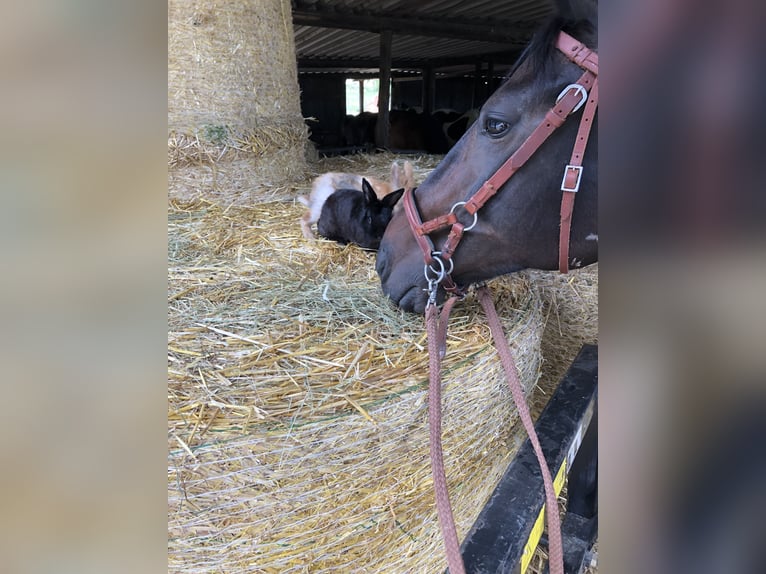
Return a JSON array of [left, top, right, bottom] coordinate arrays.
[[403, 31, 599, 303]]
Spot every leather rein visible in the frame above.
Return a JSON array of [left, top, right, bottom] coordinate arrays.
[[403, 32, 598, 574]]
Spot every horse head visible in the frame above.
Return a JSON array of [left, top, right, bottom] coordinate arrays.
[[376, 1, 598, 313]]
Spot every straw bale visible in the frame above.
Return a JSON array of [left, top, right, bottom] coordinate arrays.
[[168, 138, 309, 204], [528, 265, 598, 395], [168, 0, 301, 132], [168, 196, 546, 573], [168, 0, 308, 202]]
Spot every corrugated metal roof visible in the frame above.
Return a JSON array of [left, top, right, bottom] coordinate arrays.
[[294, 26, 519, 61], [292, 0, 554, 75]]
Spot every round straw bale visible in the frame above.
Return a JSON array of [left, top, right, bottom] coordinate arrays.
[[168, 0, 308, 203], [168, 198, 546, 573], [528, 265, 598, 388]]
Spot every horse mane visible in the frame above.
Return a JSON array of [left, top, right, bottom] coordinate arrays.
[[507, 14, 597, 81]]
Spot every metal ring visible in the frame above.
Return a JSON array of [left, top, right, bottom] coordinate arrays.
[[556, 83, 588, 114], [431, 252, 454, 276], [449, 201, 478, 231], [423, 258, 445, 284]]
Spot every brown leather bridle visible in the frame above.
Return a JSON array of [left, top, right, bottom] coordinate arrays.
[[403, 31, 599, 304]]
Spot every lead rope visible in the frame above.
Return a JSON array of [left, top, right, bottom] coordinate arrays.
[[426, 298, 465, 574], [476, 286, 563, 574], [425, 288, 563, 574]]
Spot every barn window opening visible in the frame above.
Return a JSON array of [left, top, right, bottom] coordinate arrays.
[[345, 78, 388, 115]]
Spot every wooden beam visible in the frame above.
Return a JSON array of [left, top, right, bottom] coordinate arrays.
[[297, 50, 522, 71], [375, 30, 392, 149], [292, 6, 536, 45]]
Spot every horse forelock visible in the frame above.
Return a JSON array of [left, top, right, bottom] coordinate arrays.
[[506, 12, 597, 87]]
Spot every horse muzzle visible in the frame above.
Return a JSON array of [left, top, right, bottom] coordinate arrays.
[[375, 235, 433, 314]]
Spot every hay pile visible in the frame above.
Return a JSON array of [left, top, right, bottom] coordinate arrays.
[[168, 0, 309, 204], [304, 151, 445, 181], [168, 194, 547, 573]]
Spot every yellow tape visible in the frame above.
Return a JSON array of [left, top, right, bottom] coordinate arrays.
[[520, 459, 567, 573]]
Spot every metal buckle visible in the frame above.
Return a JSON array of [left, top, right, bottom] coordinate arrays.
[[560, 165, 583, 193], [556, 83, 588, 114]]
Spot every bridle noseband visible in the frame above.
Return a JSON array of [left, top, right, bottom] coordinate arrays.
[[403, 31, 599, 304]]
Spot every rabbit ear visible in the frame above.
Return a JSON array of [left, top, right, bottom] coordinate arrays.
[[381, 188, 405, 209], [361, 178, 377, 204], [403, 161, 414, 187], [390, 162, 401, 188]]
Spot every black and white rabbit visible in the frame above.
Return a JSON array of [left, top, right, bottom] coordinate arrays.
[[299, 160, 414, 241], [316, 178, 404, 250]]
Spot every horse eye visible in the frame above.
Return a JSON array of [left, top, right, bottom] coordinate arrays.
[[484, 118, 510, 137]]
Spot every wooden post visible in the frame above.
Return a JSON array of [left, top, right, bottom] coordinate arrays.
[[422, 66, 435, 115], [358, 79, 364, 114], [375, 29, 392, 149]]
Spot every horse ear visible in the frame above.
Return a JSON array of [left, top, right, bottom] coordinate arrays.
[[382, 188, 405, 209], [361, 178, 377, 204]]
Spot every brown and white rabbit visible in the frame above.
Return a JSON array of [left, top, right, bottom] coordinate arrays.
[[298, 160, 415, 240]]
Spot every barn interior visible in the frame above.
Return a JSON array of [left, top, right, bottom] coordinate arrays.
[[292, 0, 556, 154]]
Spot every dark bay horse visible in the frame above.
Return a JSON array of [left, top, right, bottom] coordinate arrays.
[[376, 1, 598, 313]]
